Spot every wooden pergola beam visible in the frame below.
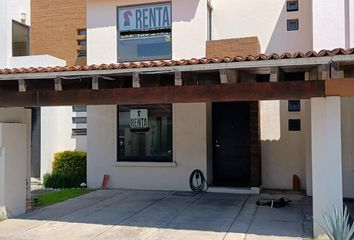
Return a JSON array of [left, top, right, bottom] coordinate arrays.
[[18, 79, 26, 92], [0, 81, 325, 107], [54, 77, 62, 91]]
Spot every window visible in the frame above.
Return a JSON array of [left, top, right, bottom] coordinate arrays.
[[72, 117, 87, 124], [77, 50, 87, 57], [117, 3, 172, 61], [289, 119, 301, 131], [12, 21, 30, 57], [287, 19, 299, 31], [73, 106, 87, 112], [288, 100, 301, 112], [78, 29, 87, 36], [78, 40, 87, 46], [72, 128, 87, 136], [287, 1, 299, 12], [118, 104, 172, 162]]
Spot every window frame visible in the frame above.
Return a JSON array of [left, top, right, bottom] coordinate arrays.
[[116, 2, 173, 62], [117, 104, 173, 163], [287, 19, 299, 31], [287, 1, 299, 12]]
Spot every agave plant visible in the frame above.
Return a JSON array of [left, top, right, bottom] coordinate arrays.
[[322, 206, 354, 240]]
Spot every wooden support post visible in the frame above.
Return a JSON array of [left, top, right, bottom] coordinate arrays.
[[54, 77, 62, 91], [175, 71, 183, 86], [305, 68, 318, 81], [92, 76, 99, 90], [331, 62, 344, 79], [269, 67, 279, 82], [18, 79, 26, 92], [219, 69, 238, 84], [318, 64, 330, 80], [132, 72, 141, 88]]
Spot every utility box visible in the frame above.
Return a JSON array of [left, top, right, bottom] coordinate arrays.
[[0, 123, 27, 219]]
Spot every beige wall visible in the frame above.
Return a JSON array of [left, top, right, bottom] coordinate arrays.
[[211, 0, 313, 54], [341, 97, 354, 198], [260, 100, 307, 190], [0, 123, 27, 219], [87, 103, 208, 190]]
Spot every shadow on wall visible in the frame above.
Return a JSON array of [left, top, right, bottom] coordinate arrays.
[[265, 2, 312, 54], [88, 0, 200, 29], [172, 0, 199, 22]]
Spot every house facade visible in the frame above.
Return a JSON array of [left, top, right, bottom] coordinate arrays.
[[83, 0, 354, 237], [1, 0, 354, 238]]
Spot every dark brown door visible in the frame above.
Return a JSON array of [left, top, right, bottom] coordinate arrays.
[[212, 102, 251, 187]]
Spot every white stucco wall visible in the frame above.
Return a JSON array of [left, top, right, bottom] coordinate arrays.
[[41, 107, 87, 178], [211, 0, 312, 54], [0, 0, 30, 68], [87, 103, 208, 190], [312, 0, 346, 51], [8, 55, 66, 68], [0, 123, 27, 219]]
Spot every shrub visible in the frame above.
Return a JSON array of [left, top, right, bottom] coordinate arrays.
[[44, 151, 87, 189]]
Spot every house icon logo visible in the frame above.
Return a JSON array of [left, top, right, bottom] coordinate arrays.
[[124, 10, 133, 27]]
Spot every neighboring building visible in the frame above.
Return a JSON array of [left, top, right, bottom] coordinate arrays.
[[29, 0, 88, 179], [30, 0, 87, 66]]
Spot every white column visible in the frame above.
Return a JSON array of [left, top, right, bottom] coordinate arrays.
[[311, 97, 343, 238]]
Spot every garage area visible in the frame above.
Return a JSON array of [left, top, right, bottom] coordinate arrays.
[[0, 189, 312, 240]]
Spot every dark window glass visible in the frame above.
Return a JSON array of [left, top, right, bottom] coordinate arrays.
[[289, 119, 301, 131], [73, 106, 87, 112], [288, 100, 301, 112], [12, 21, 30, 57], [287, 19, 299, 31], [72, 128, 87, 136], [78, 40, 87, 46], [118, 104, 172, 162], [117, 3, 172, 61], [72, 117, 87, 124], [78, 29, 87, 35], [77, 50, 87, 57], [287, 1, 299, 12]]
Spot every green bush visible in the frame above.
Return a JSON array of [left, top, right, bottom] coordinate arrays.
[[43, 151, 87, 189]]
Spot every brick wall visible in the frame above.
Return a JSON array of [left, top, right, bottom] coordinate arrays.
[[30, 0, 87, 66], [206, 37, 261, 58]]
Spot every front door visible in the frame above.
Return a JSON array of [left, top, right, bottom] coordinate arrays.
[[212, 102, 251, 187]]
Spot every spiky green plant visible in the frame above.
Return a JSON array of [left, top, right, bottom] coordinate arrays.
[[322, 206, 354, 240]]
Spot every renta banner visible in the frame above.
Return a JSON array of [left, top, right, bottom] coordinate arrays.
[[118, 3, 171, 32]]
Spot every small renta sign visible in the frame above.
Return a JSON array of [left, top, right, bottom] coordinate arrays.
[[118, 3, 171, 32], [130, 109, 149, 129]]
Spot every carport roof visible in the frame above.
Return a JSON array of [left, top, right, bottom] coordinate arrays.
[[0, 48, 353, 78]]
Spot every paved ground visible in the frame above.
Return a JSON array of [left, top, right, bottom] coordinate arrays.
[[0, 189, 313, 240]]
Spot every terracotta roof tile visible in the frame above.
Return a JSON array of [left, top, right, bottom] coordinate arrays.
[[0, 48, 353, 75]]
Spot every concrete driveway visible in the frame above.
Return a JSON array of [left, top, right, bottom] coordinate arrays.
[[0, 189, 312, 240]]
